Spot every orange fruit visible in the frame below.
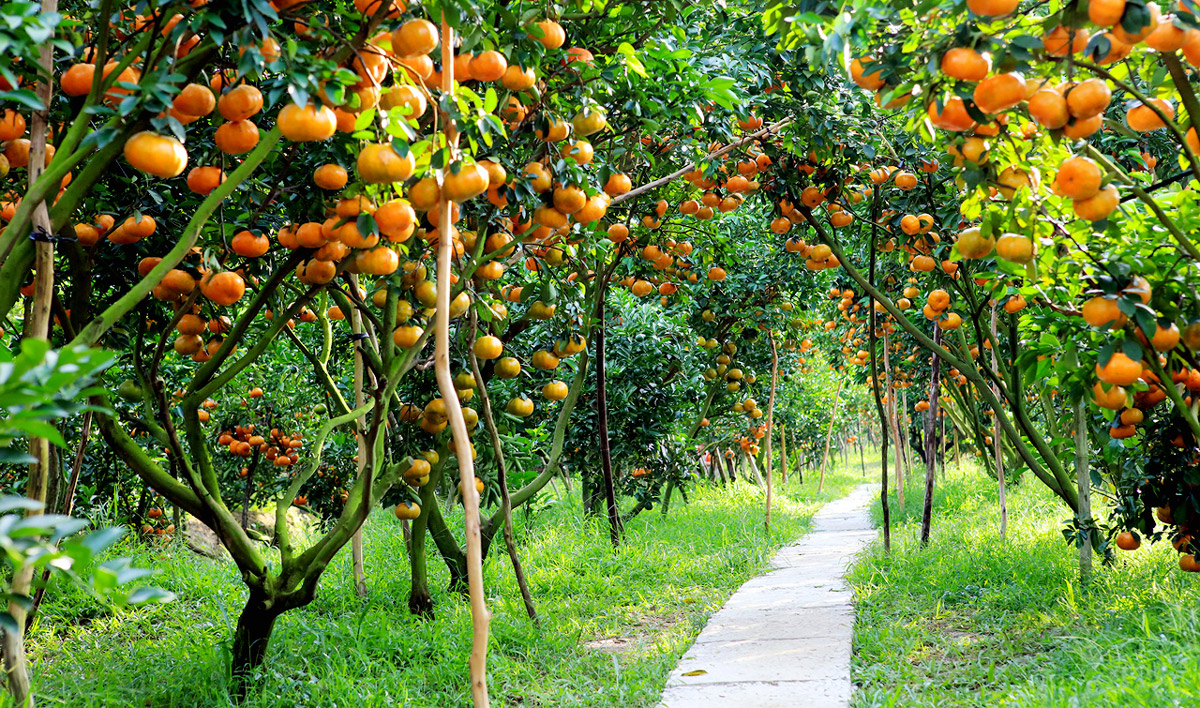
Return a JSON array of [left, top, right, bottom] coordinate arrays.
[[940, 47, 990, 80], [214, 120, 259, 154], [967, 0, 1019, 15], [1089, 0, 1126, 26], [1043, 26, 1091, 55], [278, 103, 337, 142], [1063, 114, 1103, 139], [1027, 89, 1069, 128], [1082, 296, 1127, 329], [1145, 15, 1188, 51], [927, 96, 976, 131], [123, 131, 187, 178], [1112, 2, 1159, 43], [1054, 156, 1102, 199], [313, 163, 348, 190], [1115, 531, 1140, 550], [973, 72, 1025, 114], [1097, 351, 1143, 386], [1073, 185, 1119, 221], [217, 84, 263, 122], [1092, 381, 1127, 410], [1065, 79, 1111, 119], [849, 57, 885, 90], [1125, 99, 1174, 132]]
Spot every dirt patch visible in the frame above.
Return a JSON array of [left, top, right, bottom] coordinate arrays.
[[584, 612, 687, 654], [183, 507, 317, 559]]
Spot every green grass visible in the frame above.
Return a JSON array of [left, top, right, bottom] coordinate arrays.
[[27, 460, 865, 708], [850, 460, 1200, 707]]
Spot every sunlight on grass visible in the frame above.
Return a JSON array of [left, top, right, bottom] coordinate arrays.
[[851, 460, 1200, 708], [27, 459, 869, 707]]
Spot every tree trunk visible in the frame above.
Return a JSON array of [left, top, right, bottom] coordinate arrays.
[[990, 306, 1008, 539], [900, 389, 914, 482], [230, 588, 281, 698], [348, 274, 368, 597], [866, 186, 890, 551], [920, 327, 941, 546], [28, 410, 93, 628], [595, 291, 621, 545], [857, 425, 866, 477], [745, 452, 766, 487], [1075, 398, 1092, 583], [660, 480, 674, 516]]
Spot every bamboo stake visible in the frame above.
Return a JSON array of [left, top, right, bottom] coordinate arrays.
[[438, 21, 489, 707], [780, 424, 788, 485], [818, 378, 846, 492], [881, 332, 905, 508], [763, 333, 778, 532]]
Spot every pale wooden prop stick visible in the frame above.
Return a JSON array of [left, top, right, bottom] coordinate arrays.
[[438, 18, 490, 707], [6, 1, 57, 703], [818, 378, 846, 491], [763, 332, 778, 531]]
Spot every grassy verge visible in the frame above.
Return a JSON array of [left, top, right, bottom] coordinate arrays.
[[851, 459, 1200, 707], [29, 459, 866, 707]]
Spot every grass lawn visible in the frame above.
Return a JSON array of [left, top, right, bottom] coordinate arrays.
[[28, 460, 866, 707], [850, 460, 1200, 707]]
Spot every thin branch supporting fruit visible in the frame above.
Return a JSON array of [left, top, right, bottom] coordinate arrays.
[[468, 311, 537, 625], [437, 21, 490, 708], [881, 332, 904, 508], [610, 119, 792, 206]]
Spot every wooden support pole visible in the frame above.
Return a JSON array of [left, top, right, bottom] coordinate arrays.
[[818, 378, 846, 492], [763, 333, 778, 531], [438, 20, 489, 707]]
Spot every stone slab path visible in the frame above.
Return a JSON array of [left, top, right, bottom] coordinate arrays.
[[657, 484, 877, 708]]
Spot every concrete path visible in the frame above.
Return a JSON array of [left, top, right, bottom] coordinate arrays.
[[657, 484, 877, 708]]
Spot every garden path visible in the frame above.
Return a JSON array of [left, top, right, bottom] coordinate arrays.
[[657, 484, 877, 708]]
